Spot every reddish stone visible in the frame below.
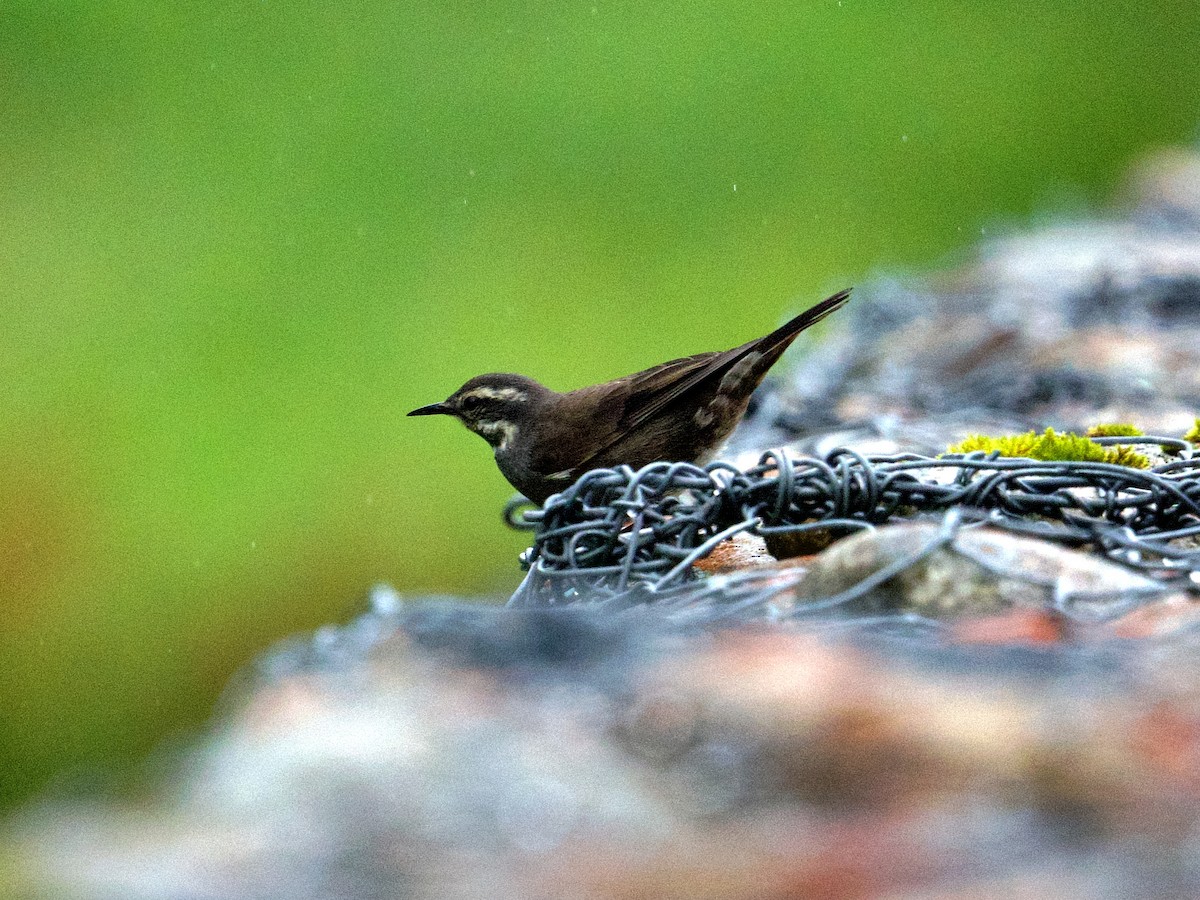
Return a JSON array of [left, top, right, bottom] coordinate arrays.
[[947, 609, 1070, 646]]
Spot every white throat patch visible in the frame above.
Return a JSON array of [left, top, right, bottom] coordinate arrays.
[[474, 420, 518, 451]]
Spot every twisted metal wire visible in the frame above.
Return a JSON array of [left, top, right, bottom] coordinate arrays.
[[506, 438, 1200, 609]]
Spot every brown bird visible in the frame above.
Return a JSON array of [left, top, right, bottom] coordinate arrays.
[[408, 288, 850, 503]]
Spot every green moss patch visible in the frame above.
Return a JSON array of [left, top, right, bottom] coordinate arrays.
[[946, 427, 1149, 469], [1184, 418, 1200, 445]]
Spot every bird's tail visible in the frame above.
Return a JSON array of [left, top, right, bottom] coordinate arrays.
[[748, 287, 852, 358]]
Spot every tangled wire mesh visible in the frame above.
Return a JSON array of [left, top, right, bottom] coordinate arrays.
[[505, 438, 1200, 612]]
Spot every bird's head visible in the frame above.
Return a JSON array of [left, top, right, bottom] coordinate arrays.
[[407, 373, 549, 451]]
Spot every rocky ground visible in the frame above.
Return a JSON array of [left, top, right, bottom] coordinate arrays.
[[7, 148, 1200, 900]]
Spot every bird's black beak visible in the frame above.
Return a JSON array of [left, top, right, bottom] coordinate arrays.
[[407, 401, 454, 417]]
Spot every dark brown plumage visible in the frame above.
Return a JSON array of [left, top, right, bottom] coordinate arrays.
[[408, 288, 851, 503]]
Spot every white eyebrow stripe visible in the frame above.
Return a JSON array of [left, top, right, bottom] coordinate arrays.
[[459, 387, 528, 403]]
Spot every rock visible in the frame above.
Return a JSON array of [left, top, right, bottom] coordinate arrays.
[[692, 532, 778, 574], [1123, 146, 1200, 227], [761, 526, 838, 559], [788, 522, 1169, 619], [12, 611, 1200, 899], [1105, 592, 1200, 638], [947, 608, 1071, 645]]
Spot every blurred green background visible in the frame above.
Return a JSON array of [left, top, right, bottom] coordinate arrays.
[[3, 1, 1200, 810]]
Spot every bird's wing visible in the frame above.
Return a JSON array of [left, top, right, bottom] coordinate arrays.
[[619, 351, 723, 419], [529, 353, 718, 482], [615, 288, 851, 440], [559, 288, 851, 476]]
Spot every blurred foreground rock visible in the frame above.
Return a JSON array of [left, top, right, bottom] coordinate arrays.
[[10, 594, 1200, 900], [8, 149, 1200, 900]]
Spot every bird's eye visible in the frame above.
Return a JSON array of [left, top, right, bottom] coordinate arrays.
[[459, 395, 482, 411]]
